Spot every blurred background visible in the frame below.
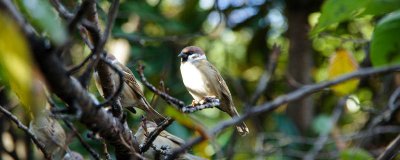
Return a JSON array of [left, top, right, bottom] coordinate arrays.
[[1, 0, 400, 159]]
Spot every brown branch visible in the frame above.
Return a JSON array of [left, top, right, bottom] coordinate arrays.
[[167, 65, 400, 159], [378, 134, 400, 160], [139, 118, 175, 153], [0, 105, 51, 160], [137, 64, 185, 107], [64, 121, 101, 160]]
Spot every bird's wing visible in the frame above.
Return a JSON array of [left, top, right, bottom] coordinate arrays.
[[196, 60, 234, 110], [120, 66, 147, 101]]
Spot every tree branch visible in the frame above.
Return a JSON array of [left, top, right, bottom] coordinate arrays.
[[378, 134, 400, 160], [0, 105, 51, 159], [64, 121, 101, 160], [139, 118, 175, 153]]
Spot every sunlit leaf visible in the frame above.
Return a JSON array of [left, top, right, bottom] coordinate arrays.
[[311, 0, 370, 35], [328, 49, 359, 96], [340, 148, 373, 160], [370, 10, 400, 66], [17, 0, 66, 45], [0, 14, 33, 112]]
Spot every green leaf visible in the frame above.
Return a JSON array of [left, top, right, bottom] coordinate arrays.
[[340, 148, 373, 160], [362, 0, 400, 16], [18, 0, 66, 45], [311, 0, 370, 35], [312, 115, 332, 135], [370, 10, 400, 66]]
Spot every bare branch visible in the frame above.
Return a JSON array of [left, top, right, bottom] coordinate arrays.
[[0, 105, 51, 160], [249, 44, 281, 105], [64, 121, 101, 160], [303, 97, 346, 160], [139, 118, 175, 153], [378, 134, 400, 160]]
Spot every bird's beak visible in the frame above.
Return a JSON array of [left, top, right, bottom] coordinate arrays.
[[178, 52, 184, 58]]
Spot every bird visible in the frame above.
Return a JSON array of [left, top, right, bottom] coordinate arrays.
[[29, 110, 67, 159], [94, 54, 164, 121], [135, 121, 206, 160], [178, 46, 249, 136]]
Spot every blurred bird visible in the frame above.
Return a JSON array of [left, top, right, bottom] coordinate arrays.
[[29, 110, 67, 159], [135, 121, 206, 160], [178, 46, 249, 135], [94, 54, 164, 121]]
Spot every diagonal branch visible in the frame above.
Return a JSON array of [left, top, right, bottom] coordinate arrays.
[[378, 134, 400, 160], [167, 65, 400, 159], [139, 118, 175, 153], [0, 105, 51, 160]]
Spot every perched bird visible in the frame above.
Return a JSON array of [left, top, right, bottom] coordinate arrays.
[[178, 46, 249, 135], [94, 54, 164, 121], [29, 110, 67, 159], [135, 121, 206, 160]]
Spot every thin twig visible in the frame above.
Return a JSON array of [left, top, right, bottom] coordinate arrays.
[[389, 87, 400, 110], [249, 44, 281, 105], [67, 0, 91, 33], [378, 134, 400, 160], [167, 65, 400, 159], [303, 97, 346, 160], [102, 140, 112, 160], [64, 120, 101, 160], [0, 105, 51, 160], [139, 118, 175, 153], [137, 64, 184, 107]]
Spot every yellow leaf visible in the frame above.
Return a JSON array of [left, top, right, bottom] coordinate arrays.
[[0, 13, 34, 114], [165, 107, 207, 135], [327, 49, 360, 96]]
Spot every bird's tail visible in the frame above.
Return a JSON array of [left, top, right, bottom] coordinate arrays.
[[230, 108, 249, 136], [140, 99, 165, 121]]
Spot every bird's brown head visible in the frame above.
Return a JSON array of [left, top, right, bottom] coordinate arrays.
[[178, 46, 206, 62]]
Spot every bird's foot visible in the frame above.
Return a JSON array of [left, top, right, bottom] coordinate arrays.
[[191, 100, 199, 106]]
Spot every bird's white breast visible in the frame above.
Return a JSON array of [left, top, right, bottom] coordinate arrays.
[[180, 62, 208, 100]]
